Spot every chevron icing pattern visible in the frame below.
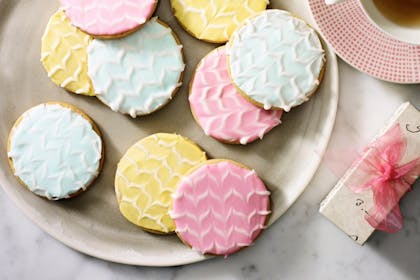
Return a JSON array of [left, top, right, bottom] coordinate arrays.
[[189, 46, 282, 145], [88, 18, 185, 118], [170, 160, 270, 256], [8, 103, 103, 200], [228, 10, 326, 111], [41, 10, 94, 96], [115, 133, 207, 233], [170, 0, 268, 43], [60, 0, 157, 36]]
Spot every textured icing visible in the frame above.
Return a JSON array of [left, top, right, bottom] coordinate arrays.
[[190, 47, 282, 145], [228, 10, 325, 111], [88, 18, 185, 117], [8, 103, 103, 200], [115, 133, 207, 233], [170, 0, 268, 43], [41, 10, 94, 96], [60, 0, 157, 36], [170, 160, 270, 256]]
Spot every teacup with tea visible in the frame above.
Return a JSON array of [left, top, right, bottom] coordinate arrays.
[[326, 0, 420, 45]]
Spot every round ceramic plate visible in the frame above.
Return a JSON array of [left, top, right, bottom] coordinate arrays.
[[309, 0, 420, 84], [0, 0, 338, 266]]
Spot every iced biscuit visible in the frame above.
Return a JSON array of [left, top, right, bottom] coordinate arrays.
[[115, 133, 207, 234], [7, 102, 104, 200], [88, 18, 185, 118], [227, 10, 326, 111], [170, 159, 271, 256]]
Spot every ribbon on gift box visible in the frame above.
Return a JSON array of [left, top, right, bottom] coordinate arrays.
[[346, 124, 420, 233]]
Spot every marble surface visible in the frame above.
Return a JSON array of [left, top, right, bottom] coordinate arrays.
[[1, 59, 419, 279]]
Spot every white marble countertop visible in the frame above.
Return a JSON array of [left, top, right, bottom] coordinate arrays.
[[1, 59, 419, 279]]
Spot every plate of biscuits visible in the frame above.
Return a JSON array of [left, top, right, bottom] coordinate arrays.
[[0, 0, 338, 266]]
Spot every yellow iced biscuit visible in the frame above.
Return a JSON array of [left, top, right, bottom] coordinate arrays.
[[41, 10, 94, 96], [115, 133, 207, 234], [170, 0, 268, 43]]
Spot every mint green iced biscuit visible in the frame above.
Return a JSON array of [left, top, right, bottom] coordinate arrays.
[[8, 103, 103, 200], [227, 10, 326, 112], [88, 17, 185, 118]]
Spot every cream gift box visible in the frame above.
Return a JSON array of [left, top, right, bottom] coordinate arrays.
[[320, 102, 420, 245]]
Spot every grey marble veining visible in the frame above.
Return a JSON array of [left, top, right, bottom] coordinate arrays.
[[1, 60, 420, 280]]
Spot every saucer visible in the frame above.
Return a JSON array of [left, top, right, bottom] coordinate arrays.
[[309, 0, 420, 84]]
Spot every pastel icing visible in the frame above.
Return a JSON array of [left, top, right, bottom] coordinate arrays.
[[60, 0, 157, 37], [41, 10, 94, 96], [88, 18, 185, 118], [170, 160, 270, 256], [170, 0, 268, 43], [227, 10, 326, 111], [8, 103, 103, 200], [189, 46, 282, 145], [115, 133, 207, 233]]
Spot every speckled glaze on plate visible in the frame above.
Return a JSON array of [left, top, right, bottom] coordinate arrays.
[[0, 0, 338, 266]]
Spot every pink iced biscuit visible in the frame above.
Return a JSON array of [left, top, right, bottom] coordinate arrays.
[[189, 46, 283, 145], [60, 0, 157, 37], [170, 160, 271, 256]]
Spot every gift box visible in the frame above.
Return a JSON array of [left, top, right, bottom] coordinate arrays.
[[320, 102, 420, 245]]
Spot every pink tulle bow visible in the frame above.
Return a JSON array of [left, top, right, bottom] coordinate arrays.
[[347, 124, 420, 233]]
